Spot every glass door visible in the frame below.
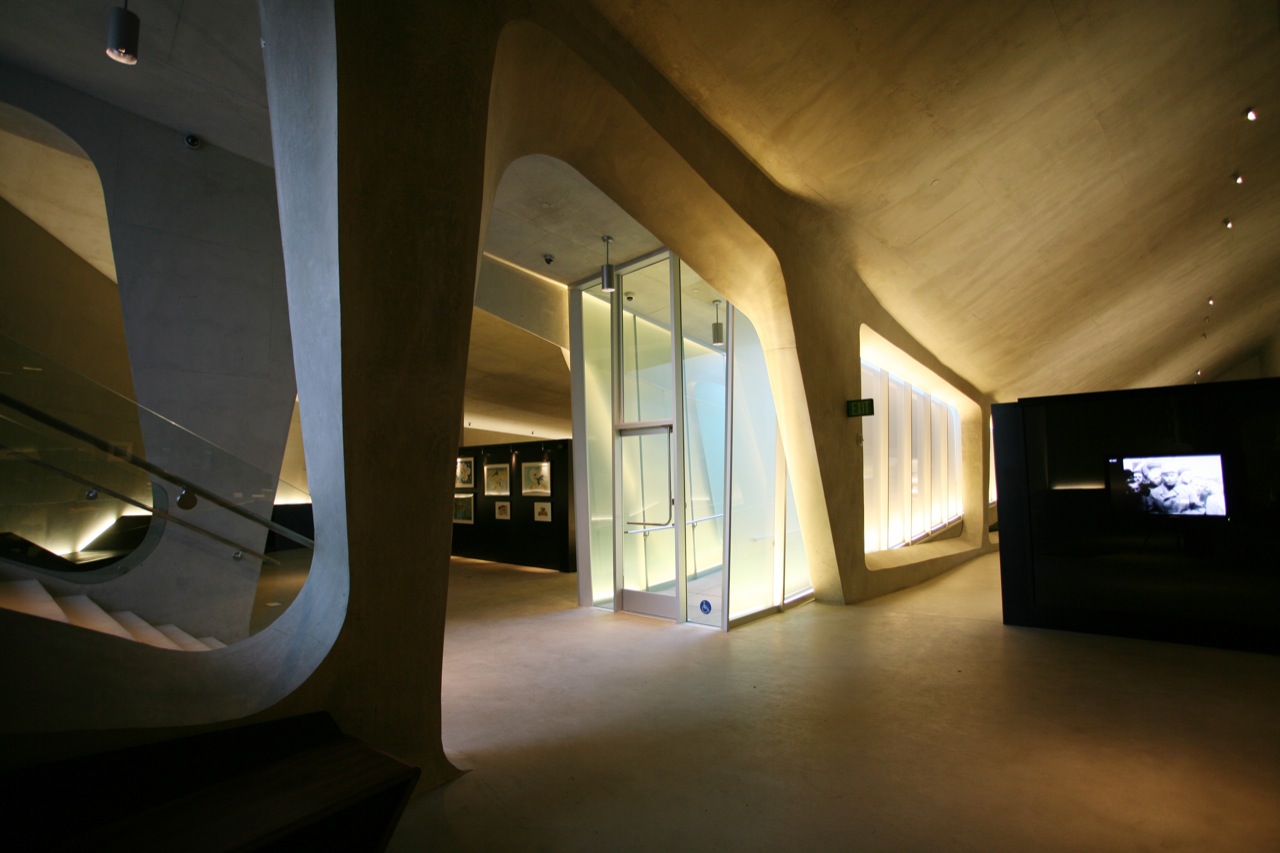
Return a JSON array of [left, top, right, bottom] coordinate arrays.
[[570, 248, 813, 627], [617, 425, 678, 618], [613, 254, 685, 619]]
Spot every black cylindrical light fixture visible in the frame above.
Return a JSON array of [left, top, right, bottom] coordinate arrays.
[[600, 235, 616, 292], [106, 3, 140, 65], [712, 299, 725, 347]]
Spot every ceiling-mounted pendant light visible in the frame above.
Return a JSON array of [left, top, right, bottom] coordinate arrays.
[[600, 235, 616, 293], [106, 1, 140, 65], [711, 299, 726, 347]]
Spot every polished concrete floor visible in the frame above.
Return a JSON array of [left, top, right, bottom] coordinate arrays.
[[389, 554, 1280, 852]]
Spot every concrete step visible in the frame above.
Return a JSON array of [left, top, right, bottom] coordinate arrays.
[[0, 579, 69, 623], [2, 580, 216, 652], [56, 595, 133, 640], [111, 610, 182, 650], [155, 623, 211, 652]]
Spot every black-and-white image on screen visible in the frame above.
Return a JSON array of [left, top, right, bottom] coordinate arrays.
[[1111, 454, 1227, 516]]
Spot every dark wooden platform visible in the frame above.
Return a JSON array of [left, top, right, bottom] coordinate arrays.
[[0, 713, 420, 852]]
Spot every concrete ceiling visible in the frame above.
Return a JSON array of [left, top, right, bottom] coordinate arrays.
[[464, 307, 573, 440], [2, 0, 1278, 409], [0, 108, 115, 283], [593, 0, 1280, 398]]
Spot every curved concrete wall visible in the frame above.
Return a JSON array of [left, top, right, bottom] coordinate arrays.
[[489, 6, 997, 602], [2, 1, 996, 792], [0, 24, 337, 758], [0, 64, 297, 641]]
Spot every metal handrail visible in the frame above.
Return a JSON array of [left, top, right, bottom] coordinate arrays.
[[624, 524, 676, 534], [625, 511, 721, 534], [0, 392, 314, 549], [1, 443, 278, 565]]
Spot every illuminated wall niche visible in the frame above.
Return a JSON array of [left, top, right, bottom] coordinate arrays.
[[860, 326, 968, 553]]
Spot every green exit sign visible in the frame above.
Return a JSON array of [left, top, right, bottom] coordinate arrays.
[[847, 398, 874, 418]]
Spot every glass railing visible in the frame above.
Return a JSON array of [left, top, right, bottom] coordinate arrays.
[[0, 410, 157, 570], [0, 333, 312, 638]]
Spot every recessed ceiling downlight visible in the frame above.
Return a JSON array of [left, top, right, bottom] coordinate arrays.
[[1244, 107, 1257, 121]]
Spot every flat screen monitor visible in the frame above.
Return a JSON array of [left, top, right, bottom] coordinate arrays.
[[1108, 454, 1227, 516]]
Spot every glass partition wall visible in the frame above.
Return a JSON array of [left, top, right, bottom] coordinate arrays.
[[571, 250, 811, 629], [860, 358, 963, 552]]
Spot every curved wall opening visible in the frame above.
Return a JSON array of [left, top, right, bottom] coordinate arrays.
[[860, 324, 986, 567], [0, 103, 153, 569]]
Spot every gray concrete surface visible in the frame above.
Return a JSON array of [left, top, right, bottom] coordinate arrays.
[[391, 553, 1280, 852], [0, 64, 296, 641]]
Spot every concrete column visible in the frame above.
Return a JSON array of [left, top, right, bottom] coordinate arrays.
[[259, 0, 507, 787]]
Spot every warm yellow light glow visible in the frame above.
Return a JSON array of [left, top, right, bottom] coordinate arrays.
[[461, 411, 572, 440], [274, 483, 312, 505], [482, 251, 569, 289], [74, 510, 125, 552], [860, 325, 970, 410], [44, 540, 76, 557]]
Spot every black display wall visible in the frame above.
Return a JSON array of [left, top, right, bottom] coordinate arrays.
[[993, 377, 1280, 654], [450, 439, 575, 572]]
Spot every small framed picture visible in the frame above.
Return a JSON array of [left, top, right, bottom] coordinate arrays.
[[484, 463, 510, 496], [452, 493, 474, 524], [495, 500, 511, 520], [455, 457, 475, 489], [533, 501, 552, 522], [521, 461, 551, 496]]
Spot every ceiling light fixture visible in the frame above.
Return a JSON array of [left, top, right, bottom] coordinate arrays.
[[600, 235, 616, 293], [1233, 172, 1244, 185], [1208, 297, 1215, 306], [1244, 107, 1257, 121], [106, 2, 140, 65], [1223, 218, 1233, 229], [711, 299, 726, 347]]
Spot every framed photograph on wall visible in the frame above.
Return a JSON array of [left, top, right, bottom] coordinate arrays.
[[455, 457, 475, 489], [484, 463, 510, 496], [495, 500, 511, 520], [521, 461, 551, 496], [452, 493, 474, 524], [533, 501, 552, 522]]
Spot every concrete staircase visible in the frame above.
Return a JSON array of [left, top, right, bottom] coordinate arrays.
[[0, 579, 225, 651]]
